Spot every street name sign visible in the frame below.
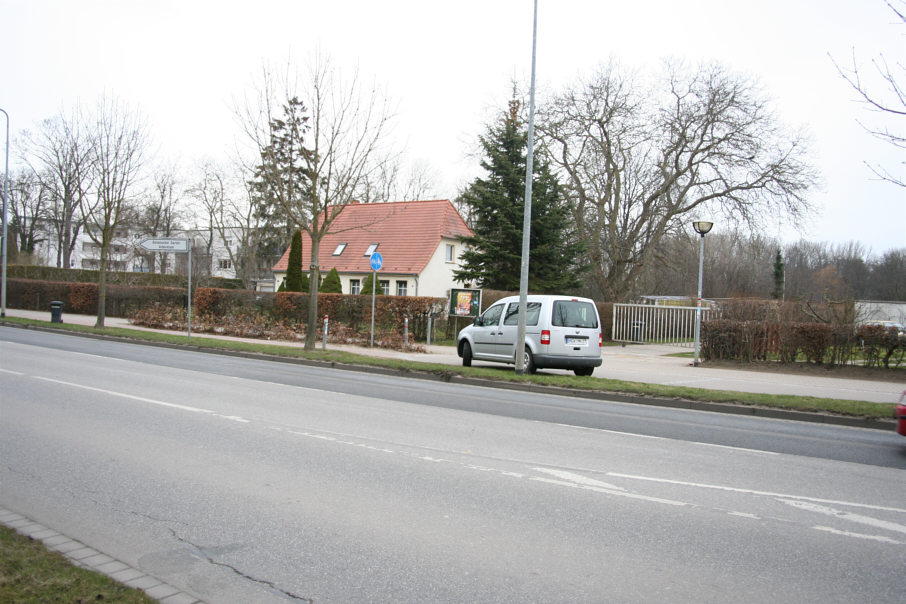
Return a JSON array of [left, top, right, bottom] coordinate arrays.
[[138, 238, 190, 253]]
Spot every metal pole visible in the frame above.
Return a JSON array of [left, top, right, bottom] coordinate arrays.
[[693, 233, 705, 367], [370, 271, 376, 347], [187, 244, 192, 338], [1, 108, 9, 318], [515, 0, 538, 375], [323, 314, 328, 350]]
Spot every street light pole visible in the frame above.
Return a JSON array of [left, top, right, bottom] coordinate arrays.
[[692, 220, 713, 367], [1, 108, 9, 318], [515, 0, 539, 375]]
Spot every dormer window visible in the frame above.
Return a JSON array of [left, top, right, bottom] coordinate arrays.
[[333, 243, 347, 256], [364, 243, 379, 256]]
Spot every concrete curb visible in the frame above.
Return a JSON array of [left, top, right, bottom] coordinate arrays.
[[3, 320, 895, 431], [0, 506, 203, 604]]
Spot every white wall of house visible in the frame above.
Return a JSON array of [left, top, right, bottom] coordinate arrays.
[[417, 237, 468, 297], [273, 238, 467, 298]]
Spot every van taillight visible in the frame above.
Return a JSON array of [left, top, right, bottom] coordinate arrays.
[[598, 332, 603, 347], [541, 330, 550, 345]]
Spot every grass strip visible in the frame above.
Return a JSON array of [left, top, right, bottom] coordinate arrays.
[[0, 525, 155, 603], [2, 316, 896, 420]]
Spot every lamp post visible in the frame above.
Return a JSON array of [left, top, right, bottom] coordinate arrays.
[[692, 220, 713, 367], [1, 108, 9, 318]]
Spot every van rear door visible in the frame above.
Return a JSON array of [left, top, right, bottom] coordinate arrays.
[[547, 299, 599, 357]]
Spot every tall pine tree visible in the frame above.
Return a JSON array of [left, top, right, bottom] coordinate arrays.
[[455, 97, 584, 293]]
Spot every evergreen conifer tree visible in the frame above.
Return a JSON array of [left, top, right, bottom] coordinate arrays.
[[320, 267, 343, 293], [284, 231, 305, 292], [772, 249, 785, 300], [360, 272, 384, 295], [455, 97, 584, 292]]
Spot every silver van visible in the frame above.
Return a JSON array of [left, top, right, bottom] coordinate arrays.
[[456, 295, 603, 376]]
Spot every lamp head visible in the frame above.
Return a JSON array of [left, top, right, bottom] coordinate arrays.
[[692, 221, 713, 236]]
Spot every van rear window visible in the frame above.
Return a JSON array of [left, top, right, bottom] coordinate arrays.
[[552, 301, 598, 328]]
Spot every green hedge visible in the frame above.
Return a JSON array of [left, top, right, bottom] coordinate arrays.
[[5, 278, 186, 317], [6, 265, 243, 289]]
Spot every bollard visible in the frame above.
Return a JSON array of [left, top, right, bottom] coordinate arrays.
[[50, 300, 64, 324], [322, 314, 329, 350], [404, 317, 409, 347], [427, 316, 433, 346]]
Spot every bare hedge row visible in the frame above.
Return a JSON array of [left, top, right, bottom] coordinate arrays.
[[701, 321, 904, 368]]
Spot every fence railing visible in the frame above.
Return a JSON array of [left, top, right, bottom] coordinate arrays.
[[612, 303, 715, 347]]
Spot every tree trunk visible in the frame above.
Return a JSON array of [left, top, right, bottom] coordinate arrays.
[[304, 236, 320, 350], [95, 245, 107, 328]]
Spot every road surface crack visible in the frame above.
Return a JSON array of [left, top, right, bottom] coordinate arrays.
[[169, 529, 314, 602]]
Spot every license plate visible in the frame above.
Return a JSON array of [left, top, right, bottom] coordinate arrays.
[[566, 336, 587, 346]]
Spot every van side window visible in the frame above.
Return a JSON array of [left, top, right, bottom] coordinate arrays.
[[552, 301, 599, 328], [504, 302, 541, 326], [478, 304, 504, 327]]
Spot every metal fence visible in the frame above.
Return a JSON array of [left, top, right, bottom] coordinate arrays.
[[612, 303, 715, 347]]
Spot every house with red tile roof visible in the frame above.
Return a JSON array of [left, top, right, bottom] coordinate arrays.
[[271, 199, 474, 297]]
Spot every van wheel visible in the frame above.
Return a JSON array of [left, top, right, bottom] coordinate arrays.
[[574, 367, 594, 377], [461, 341, 472, 367], [522, 348, 536, 374]]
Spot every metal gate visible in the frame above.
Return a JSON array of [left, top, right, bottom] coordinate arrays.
[[612, 303, 714, 347]]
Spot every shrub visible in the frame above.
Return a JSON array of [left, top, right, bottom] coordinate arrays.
[[320, 268, 342, 293]]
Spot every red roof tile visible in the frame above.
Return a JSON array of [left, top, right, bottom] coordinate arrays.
[[272, 199, 473, 275]]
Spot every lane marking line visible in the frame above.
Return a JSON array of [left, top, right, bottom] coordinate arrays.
[[813, 526, 901, 544], [608, 472, 906, 514], [533, 467, 626, 491], [779, 499, 906, 535]]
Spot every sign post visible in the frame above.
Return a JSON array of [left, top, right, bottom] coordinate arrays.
[[369, 252, 383, 348], [138, 238, 192, 337]]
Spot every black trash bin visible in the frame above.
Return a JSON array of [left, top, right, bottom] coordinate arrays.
[[50, 301, 64, 323], [631, 320, 645, 342]]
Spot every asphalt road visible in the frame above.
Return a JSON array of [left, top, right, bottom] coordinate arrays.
[[2, 327, 905, 603]]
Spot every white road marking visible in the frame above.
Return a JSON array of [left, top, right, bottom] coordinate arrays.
[[608, 472, 906, 514], [728, 511, 761, 519], [529, 477, 688, 506], [533, 467, 626, 491], [779, 499, 906, 535], [0, 367, 24, 375], [813, 526, 901, 544], [35, 376, 214, 415]]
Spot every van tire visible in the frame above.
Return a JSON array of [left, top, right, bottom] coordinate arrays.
[[523, 348, 536, 374], [461, 341, 472, 367], [574, 367, 594, 377]]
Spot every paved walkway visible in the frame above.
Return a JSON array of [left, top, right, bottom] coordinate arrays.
[[4, 308, 904, 404]]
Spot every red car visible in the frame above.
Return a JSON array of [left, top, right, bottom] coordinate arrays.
[[898, 392, 906, 436]]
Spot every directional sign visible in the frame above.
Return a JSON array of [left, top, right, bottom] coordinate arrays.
[[370, 251, 383, 271], [138, 238, 190, 253]]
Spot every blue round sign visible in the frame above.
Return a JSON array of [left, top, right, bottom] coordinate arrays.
[[370, 252, 383, 271]]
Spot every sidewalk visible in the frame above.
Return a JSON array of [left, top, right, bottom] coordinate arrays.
[[4, 308, 904, 404]]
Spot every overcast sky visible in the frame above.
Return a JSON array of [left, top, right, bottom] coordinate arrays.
[[3, 0, 904, 253]]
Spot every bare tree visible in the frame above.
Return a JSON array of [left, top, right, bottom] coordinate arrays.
[[831, 0, 906, 187], [243, 55, 394, 349], [23, 107, 92, 268], [136, 165, 184, 273], [186, 161, 266, 287], [538, 61, 817, 301], [80, 96, 149, 327], [7, 169, 49, 263]]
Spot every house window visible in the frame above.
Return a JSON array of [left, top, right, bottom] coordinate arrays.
[[379, 280, 390, 295], [396, 280, 407, 296], [350, 279, 361, 295], [364, 243, 379, 256], [218, 259, 232, 270], [333, 243, 347, 256], [445, 244, 455, 262]]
